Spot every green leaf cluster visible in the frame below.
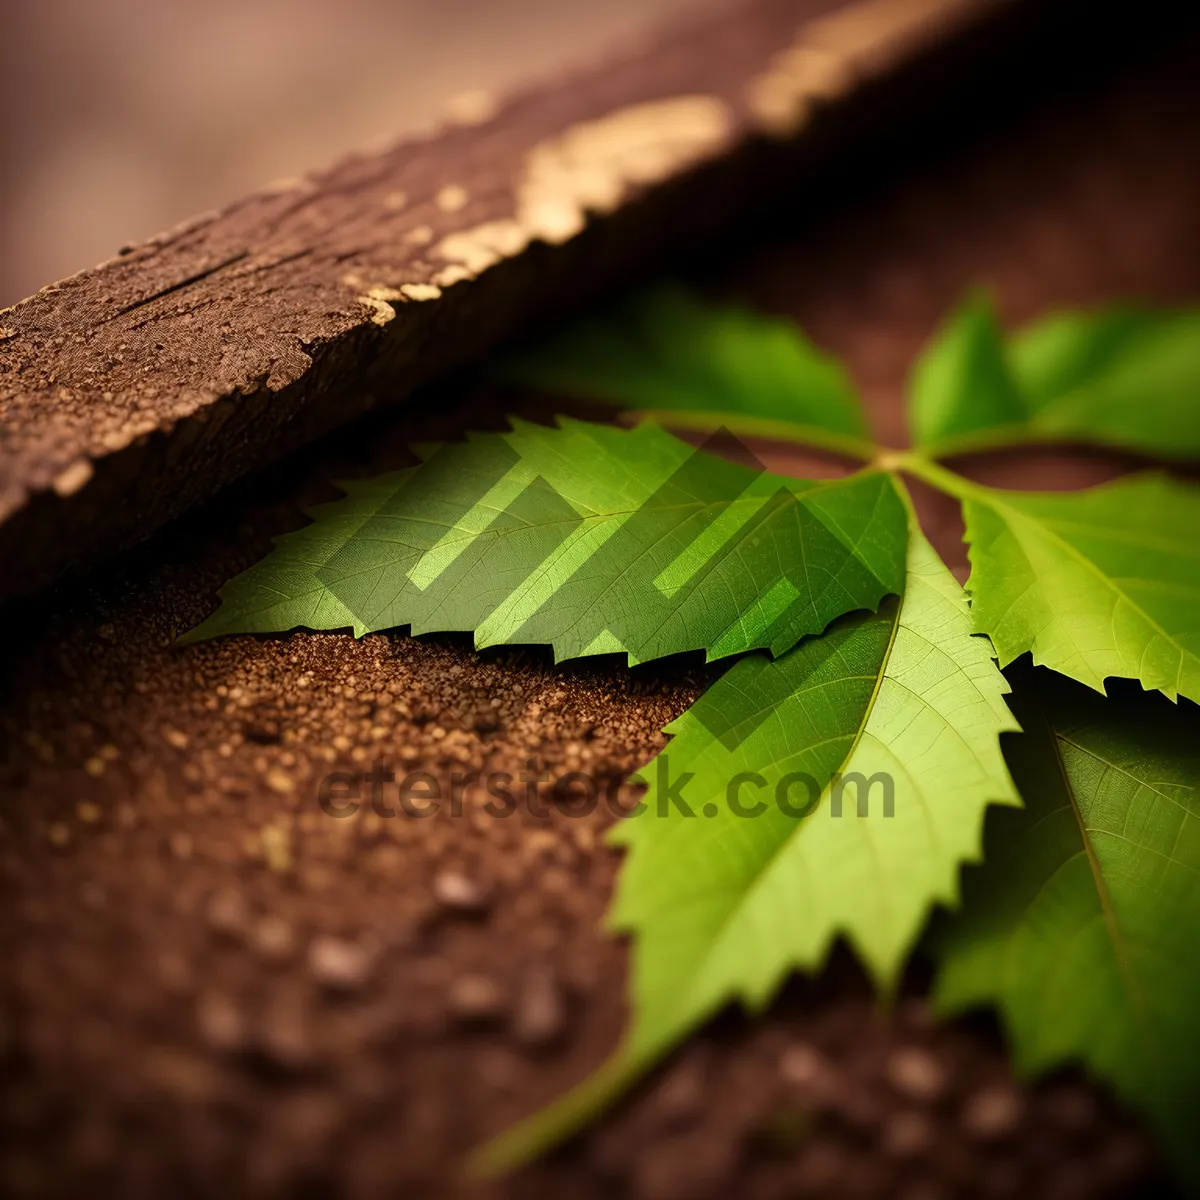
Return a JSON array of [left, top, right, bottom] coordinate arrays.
[[187, 286, 1200, 1182]]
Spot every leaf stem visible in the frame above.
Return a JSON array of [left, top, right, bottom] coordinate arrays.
[[630, 408, 1011, 505], [465, 1047, 641, 1178], [884, 467, 922, 528], [889, 452, 987, 502], [916, 423, 1049, 461], [631, 409, 879, 463]]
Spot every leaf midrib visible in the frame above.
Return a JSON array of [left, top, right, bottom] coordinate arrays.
[[1044, 715, 1165, 1075], [642, 600, 903, 1043]]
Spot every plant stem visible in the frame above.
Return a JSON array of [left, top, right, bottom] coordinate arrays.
[[885, 467, 922, 527], [634, 406, 992, 505], [890, 451, 986, 502], [916, 423, 1050, 461], [633, 409, 879, 463], [466, 1047, 641, 1178]]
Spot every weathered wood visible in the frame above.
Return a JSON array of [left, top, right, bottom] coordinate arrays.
[[0, 0, 1014, 595]]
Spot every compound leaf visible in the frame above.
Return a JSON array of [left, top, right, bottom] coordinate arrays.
[[186, 418, 906, 665], [961, 473, 1200, 704], [935, 665, 1200, 1184], [499, 286, 872, 450], [187, 283, 1200, 1185], [474, 529, 1019, 1173], [910, 294, 1200, 458]]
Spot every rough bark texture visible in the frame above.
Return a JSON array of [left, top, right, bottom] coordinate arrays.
[[0, 0, 1030, 596]]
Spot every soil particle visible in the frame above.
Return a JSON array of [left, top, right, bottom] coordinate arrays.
[[447, 973, 508, 1025], [433, 868, 493, 915], [308, 935, 375, 992], [205, 885, 251, 937], [647, 1046, 710, 1129], [882, 1109, 936, 1159], [779, 1040, 826, 1090], [255, 988, 318, 1074], [251, 913, 297, 962], [887, 1046, 949, 1104], [196, 990, 248, 1053], [512, 967, 568, 1051], [962, 1084, 1025, 1142]]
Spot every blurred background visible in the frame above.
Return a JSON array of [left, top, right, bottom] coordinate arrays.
[[0, 0, 709, 308]]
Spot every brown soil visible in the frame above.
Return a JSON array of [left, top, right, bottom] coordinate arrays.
[[2, 32, 1198, 1200]]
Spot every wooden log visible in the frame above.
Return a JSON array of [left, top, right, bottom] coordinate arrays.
[[0, 0, 1054, 595]]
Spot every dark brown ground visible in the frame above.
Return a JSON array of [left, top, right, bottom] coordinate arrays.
[[3, 31, 1199, 1200]]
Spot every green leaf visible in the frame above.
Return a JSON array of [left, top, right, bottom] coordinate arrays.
[[185, 418, 907, 664], [499, 286, 874, 455], [910, 294, 1200, 458], [472, 528, 1019, 1173], [959, 472, 1200, 704], [935, 665, 1200, 1185], [909, 291, 1026, 449]]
